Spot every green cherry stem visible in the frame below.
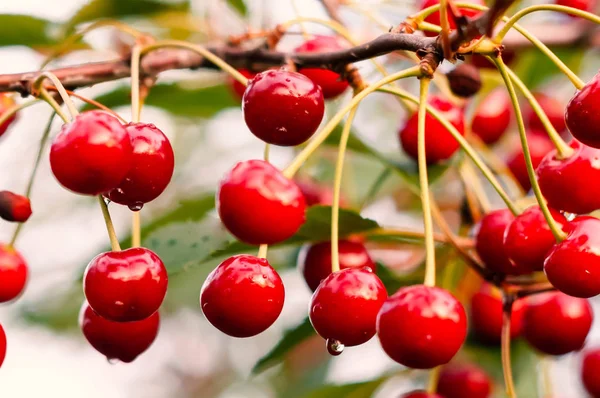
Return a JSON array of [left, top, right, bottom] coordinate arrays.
[[38, 88, 70, 123], [130, 44, 143, 123], [0, 99, 39, 127], [98, 196, 121, 252], [417, 77, 436, 288], [427, 366, 442, 394], [501, 294, 517, 398], [35, 72, 79, 119], [493, 57, 566, 242], [257, 244, 268, 259], [377, 85, 520, 216], [132, 212, 141, 248]]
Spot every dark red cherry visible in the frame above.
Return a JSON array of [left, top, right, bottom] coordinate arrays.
[[79, 301, 159, 363], [298, 240, 376, 291], [105, 123, 174, 210], [566, 71, 600, 148], [471, 89, 511, 144], [0, 191, 31, 222], [544, 216, 600, 298], [524, 93, 566, 133], [437, 363, 492, 398], [376, 285, 467, 369], [217, 160, 306, 245], [470, 283, 525, 343], [83, 247, 168, 322], [503, 205, 567, 272], [229, 69, 256, 99], [401, 392, 444, 398], [399, 96, 465, 164], [470, 50, 516, 69], [420, 0, 484, 37], [295, 36, 349, 99], [200, 254, 284, 338], [557, 0, 597, 14], [0, 244, 27, 303], [523, 292, 592, 356], [0, 94, 17, 138], [243, 69, 325, 146], [0, 323, 5, 368], [50, 110, 132, 195], [474, 209, 524, 275], [582, 348, 600, 398], [537, 139, 600, 214], [309, 267, 387, 346], [507, 132, 555, 191]]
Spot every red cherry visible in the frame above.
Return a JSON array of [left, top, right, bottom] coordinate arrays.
[[582, 348, 600, 397], [474, 209, 524, 275], [470, 50, 516, 69], [556, 0, 597, 14], [437, 363, 493, 398], [105, 123, 174, 210], [376, 285, 467, 369], [565, 71, 600, 148], [471, 89, 511, 144], [50, 111, 132, 195], [420, 0, 484, 37], [399, 96, 465, 164], [79, 302, 159, 363], [537, 140, 600, 214], [0, 324, 5, 368], [544, 216, 600, 298], [295, 177, 343, 207], [0, 243, 27, 303], [294, 36, 349, 99], [0, 94, 17, 138], [507, 132, 555, 191], [309, 267, 387, 347], [523, 292, 592, 356], [83, 247, 168, 322], [524, 93, 566, 133], [298, 240, 376, 291], [200, 255, 285, 337], [0, 191, 32, 222], [401, 392, 444, 398], [470, 283, 525, 343], [217, 160, 306, 245], [243, 69, 325, 146], [228, 69, 256, 99], [503, 205, 567, 272]]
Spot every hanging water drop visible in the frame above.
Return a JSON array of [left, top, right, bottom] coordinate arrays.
[[128, 202, 144, 212], [326, 338, 344, 356], [103, 197, 111, 205], [106, 357, 119, 365]]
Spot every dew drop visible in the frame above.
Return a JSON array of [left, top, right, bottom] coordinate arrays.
[[106, 357, 119, 365], [128, 202, 144, 211], [103, 197, 111, 205], [326, 338, 344, 356]]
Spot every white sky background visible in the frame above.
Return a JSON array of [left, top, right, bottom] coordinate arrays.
[[0, 0, 597, 397]]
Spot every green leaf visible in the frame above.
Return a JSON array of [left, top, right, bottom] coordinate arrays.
[[0, 15, 59, 47], [295, 205, 379, 241], [303, 376, 389, 398], [84, 83, 238, 118], [513, 47, 584, 89], [226, 0, 248, 15]]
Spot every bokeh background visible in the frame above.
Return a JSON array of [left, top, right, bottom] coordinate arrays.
[[0, 0, 598, 397]]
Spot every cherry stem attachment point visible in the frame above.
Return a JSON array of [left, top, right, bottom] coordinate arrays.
[[98, 196, 121, 252], [131, 211, 141, 248], [501, 293, 517, 398], [35, 72, 79, 119]]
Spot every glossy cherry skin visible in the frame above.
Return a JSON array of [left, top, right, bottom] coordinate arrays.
[[309, 267, 387, 346], [470, 283, 525, 343], [0, 191, 32, 222], [376, 285, 467, 369], [524, 93, 566, 133], [544, 216, 600, 298], [503, 205, 567, 272], [105, 123, 174, 210], [217, 160, 306, 245], [229, 69, 256, 99], [0, 324, 5, 368], [243, 69, 325, 146], [0, 244, 28, 303], [83, 247, 168, 322], [200, 255, 284, 338], [523, 292, 592, 356], [298, 240, 376, 291], [437, 363, 492, 398], [420, 0, 484, 37], [50, 111, 132, 195], [471, 89, 511, 144], [582, 348, 600, 398], [399, 96, 465, 164], [79, 302, 159, 363], [507, 132, 555, 191], [0, 94, 17, 138], [566, 71, 600, 148], [295, 36, 349, 99], [474, 209, 524, 275], [401, 392, 444, 398], [537, 139, 600, 214]]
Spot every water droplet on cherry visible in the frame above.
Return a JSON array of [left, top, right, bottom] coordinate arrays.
[[326, 338, 344, 356], [128, 202, 144, 212]]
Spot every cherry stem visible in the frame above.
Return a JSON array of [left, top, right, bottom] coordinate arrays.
[[38, 88, 70, 123], [48, 88, 127, 123], [290, 0, 310, 39], [263, 144, 270, 162], [493, 57, 567, 242], [130, 44, 143, 123], [540, 355, 553, 397], [131, 211, 141, 248], [257, 244, 268, 259], [331, 102, 359, 273], [98, 196, 121, 252], [501, 294, 517, 398], [0, 98, 39, 127], [282, 65, 421, 178], [438, 0, 451, 59], [417, 77, 436, 288], [505, 66, 573, 158], [35, 72, 79, 119], [141, 40, 249, 86], [427, 366, 441, 394], [377, 85, 521, 216]]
